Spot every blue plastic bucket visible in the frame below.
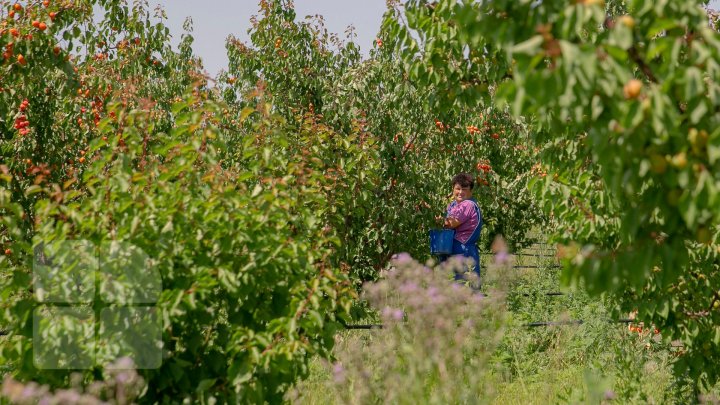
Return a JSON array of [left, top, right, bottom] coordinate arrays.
[[429, 229, 455, 255]]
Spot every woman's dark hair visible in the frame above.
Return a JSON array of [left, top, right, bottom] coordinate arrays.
[[452, 173, 474, 189]]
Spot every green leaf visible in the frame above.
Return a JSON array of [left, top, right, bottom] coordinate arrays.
[[197, 378, 217, 392], [512, 35, 544, 56], [239, 107, 255, 123], [684, 67, 704, 100], [609, 26, 633, 50], [251, 184, 263, 198], [689, 101, 708, 125], [658, 300, 670, 319]]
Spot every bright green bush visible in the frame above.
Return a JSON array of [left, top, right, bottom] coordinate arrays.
[[223, 1, 545, 283], [1, 94, 359, 402], [385, 0, 720, 389]]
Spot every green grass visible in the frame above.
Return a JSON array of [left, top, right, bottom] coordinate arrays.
[[289, 245, 710, 404]]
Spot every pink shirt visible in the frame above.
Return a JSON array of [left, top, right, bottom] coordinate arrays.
[[447, 200, 480, 244]]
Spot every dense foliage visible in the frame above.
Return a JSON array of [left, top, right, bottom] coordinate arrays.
[[222, 0, 544, 282], [8, 0, 716, 401], [383, 0, 720, 388], [0, 0, 543, 402]]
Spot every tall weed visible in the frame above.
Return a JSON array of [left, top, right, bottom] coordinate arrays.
[[292, 244, 519, 404]]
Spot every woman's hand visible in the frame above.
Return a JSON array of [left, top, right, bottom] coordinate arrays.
[[444, 217, 461, 229]]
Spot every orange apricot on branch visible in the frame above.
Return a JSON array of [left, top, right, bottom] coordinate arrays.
[[623, 79, 642, 99], [670, 152, 687, 169], [618, 15, 635, 29]]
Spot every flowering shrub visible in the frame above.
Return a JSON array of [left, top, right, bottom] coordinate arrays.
[[307, 249, 519, 404], [1, 358, 145, 405]]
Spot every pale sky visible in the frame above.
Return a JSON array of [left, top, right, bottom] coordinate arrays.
[[146, 0, 720, 77], [148, 1, 388, 77]]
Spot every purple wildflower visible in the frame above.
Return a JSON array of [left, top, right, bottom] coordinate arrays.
[[494, 251, 510, 265], [471, 293, 485, 303], [391, 252, 413, 264], [332, 362, 346, 383], [20, 386, 36, 400], [399, 282, 418, 293]]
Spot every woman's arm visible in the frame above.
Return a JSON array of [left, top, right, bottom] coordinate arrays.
[[444, 217, 462, 229]]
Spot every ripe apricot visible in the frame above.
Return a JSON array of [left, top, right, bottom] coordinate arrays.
[[688, 128, 708, 152], [32, 21, 40, 28], [16, 54, 26, 66], [670, 152, 687, 169], [3, 248, 10, 255], [78, 157, 85, 163], [13, 4, 22, 12], [49, 12, 57, 21], [618, 15, 635, 29], [623, 79, 642, 99], [38, 22, 47, 31]]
